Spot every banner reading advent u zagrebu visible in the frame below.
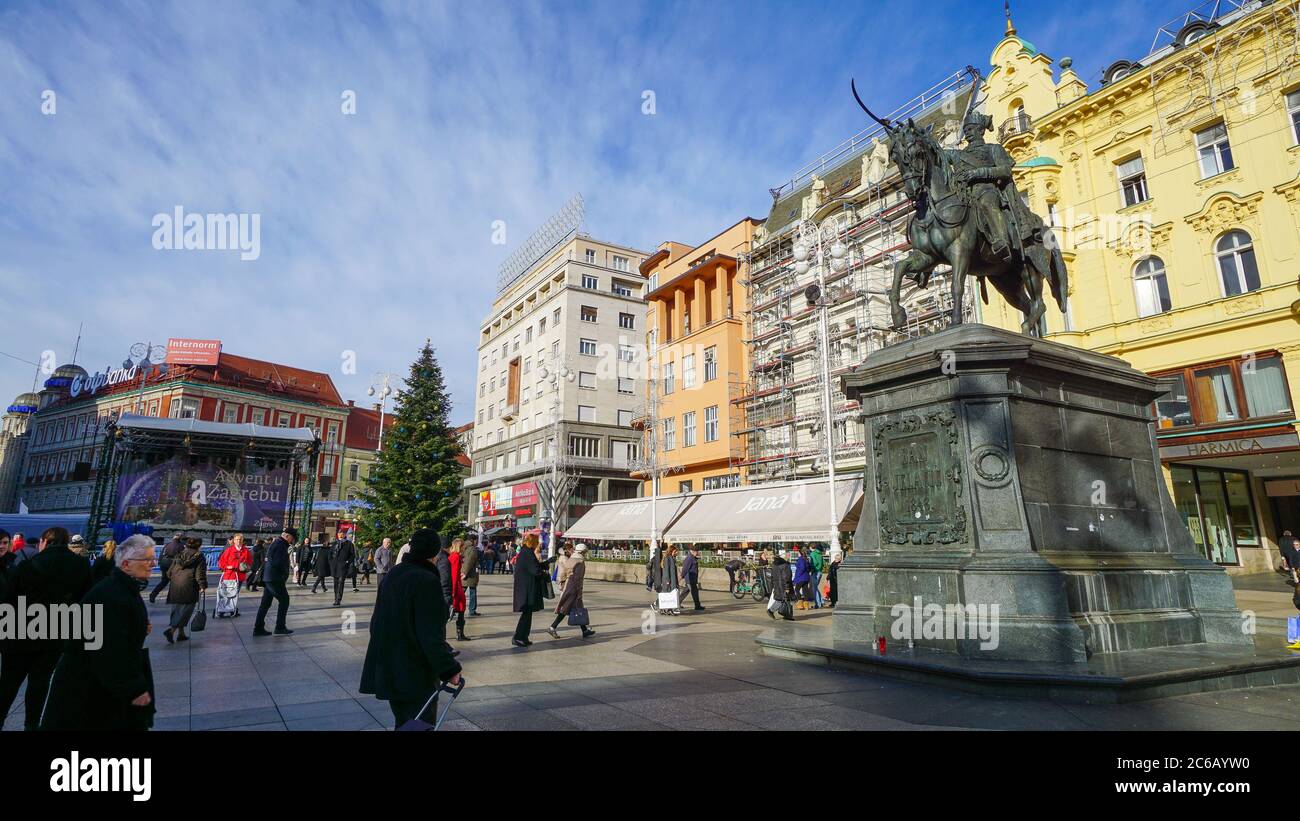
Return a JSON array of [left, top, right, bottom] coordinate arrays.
[[115, 456, 290, 534]]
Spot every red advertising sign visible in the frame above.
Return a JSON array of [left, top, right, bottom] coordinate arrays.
[[166, 338, 222, 366]]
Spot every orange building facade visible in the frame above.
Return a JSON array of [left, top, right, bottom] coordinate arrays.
[[640, 218, 760, 495]]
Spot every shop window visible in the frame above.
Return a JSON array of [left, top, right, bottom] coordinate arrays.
[[1242, 357, 1292, 417], [1215, 230, 1260, 296], [1156, 354, 1292, 429], [1133, 256, 1171, 317], [1171, 465, 1257, 565]]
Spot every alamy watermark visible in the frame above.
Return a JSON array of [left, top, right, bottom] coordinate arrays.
[[890, 595, 1000, 651], [151, 206, 261, 261], [0, 598, 102, 650]]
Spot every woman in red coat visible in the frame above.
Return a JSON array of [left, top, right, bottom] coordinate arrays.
[[448, 538, 469, 641], [218, 533, 253, 590]]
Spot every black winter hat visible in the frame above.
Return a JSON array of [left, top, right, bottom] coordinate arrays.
[[410, 528, 443, 560]]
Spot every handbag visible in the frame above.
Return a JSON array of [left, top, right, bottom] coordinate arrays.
[[543, 579, 556, 600], [658, 590, 680, 610], [567, 607, 590, 627], [767, 592, 781, 613], [190, 591, 207, 632]]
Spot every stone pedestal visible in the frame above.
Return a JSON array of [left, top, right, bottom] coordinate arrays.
[[833, 324, 1249, 663]]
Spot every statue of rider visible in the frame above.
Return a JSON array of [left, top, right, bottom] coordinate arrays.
[[951, 109, 1020, 260]]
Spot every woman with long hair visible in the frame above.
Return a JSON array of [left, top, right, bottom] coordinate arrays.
[[91, 539, 117, 583], [447, 538, 470, 641]]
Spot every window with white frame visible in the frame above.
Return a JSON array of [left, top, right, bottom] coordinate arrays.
[[1195, 123, 1234, 178], [522, 386, 531, 403], [703, 474, 740, 490], [525, 326, 533, 343], [612, 281, 633, 297], [518, 446, 529, 464], [582, 273, 598, 290], [683, 354, 696, 388], [1133, 256, 1171, 317], [523, 357, 531, 374], [1289, 89, 1300, 145], [581, 305, 598, 322], [553, 307, 561, 326], [251, 409, 266, 426], [683, 411, 696, 447], [349, 463, 359, 482], [618, 312, 635, 330], [704, 346, 717, 381], [578, 371, 597, 389], [611, 439, 639, 464], [532, 441, 543, 461], [568, 435, 599, 458], [662, 417, 675, 450], [1215, 230, 1260, 296], [618, 344, 636, 363], [617, 409, 634, 426], [479, 382, 486, 397], [577, 404, 596, 423], [1117, 155, 1148, 207], [222, 405, 239, 424], [585, 249, 596, 263], [579, 338, 597, 356], [618, 377, 634, 394], [612, 255, 629, 272], [538, 317, 547, 335], [704, 405, 719, 442], [662, 362, 675, 394]]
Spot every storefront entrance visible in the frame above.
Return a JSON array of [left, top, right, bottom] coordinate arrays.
[[1169, 464, 1260, 565]]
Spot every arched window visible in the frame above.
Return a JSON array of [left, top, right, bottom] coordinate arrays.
[[1133, 256, 1171, 317], [1215, 230, 1260, 296]]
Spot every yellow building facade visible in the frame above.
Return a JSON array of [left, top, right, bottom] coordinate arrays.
[[639, 219, 760, 495], [979, 3, 1300, 572]]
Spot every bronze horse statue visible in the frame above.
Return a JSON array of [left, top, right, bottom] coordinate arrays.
[[851, 80, 1068, 337]]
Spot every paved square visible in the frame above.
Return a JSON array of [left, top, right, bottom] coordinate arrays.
[[5, 572, 1300, 730]]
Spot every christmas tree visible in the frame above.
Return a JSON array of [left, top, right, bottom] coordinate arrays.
[[357, 340, 466, 544]]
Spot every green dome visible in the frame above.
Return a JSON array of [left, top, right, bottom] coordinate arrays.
[[1018, 156, 1059, 168]]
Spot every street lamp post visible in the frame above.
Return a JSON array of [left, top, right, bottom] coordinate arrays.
[[793, 220, 849, 562], [537, 352, 576, 559], [125, 342, 168, 415], [366, 372, 396, 451]]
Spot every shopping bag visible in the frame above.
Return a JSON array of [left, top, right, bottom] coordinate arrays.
[[567, 607, 590, 627], [657, 590, 679, 610], [1288, 615, 1300, 643], [767, 592, 780, 613], [190, 592, 207, 632]]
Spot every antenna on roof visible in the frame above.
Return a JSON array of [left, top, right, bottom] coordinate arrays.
[[71, 322, 83, 365]]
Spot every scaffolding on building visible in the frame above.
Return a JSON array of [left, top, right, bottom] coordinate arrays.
[[730, 69, 978, 484]]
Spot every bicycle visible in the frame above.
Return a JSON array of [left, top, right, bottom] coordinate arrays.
[[731, 566, 768, 601]]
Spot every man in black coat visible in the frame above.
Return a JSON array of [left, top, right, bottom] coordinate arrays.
[[295, 539, 312, 586], [0, 526, 93, 730], [148, 534, 183, 603], [330, 537, 356, 606], [41, 534, 156, 731], [252, 527, 296, 637], [360, 528, 462, 728], [246, 539, 267, 592], [310, 538, 333, 594]]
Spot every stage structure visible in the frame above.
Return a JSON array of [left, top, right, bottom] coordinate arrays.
[[85, 414, 321, 544]]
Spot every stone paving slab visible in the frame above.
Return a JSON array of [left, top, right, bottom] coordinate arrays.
[[4, 571, 1300, 732]]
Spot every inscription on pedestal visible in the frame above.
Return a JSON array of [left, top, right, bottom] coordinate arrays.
[[874, 410, 966, 545]]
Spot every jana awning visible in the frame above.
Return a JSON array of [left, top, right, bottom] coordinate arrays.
[[663, 478, 863, 544], [563, 494, 698, 542]]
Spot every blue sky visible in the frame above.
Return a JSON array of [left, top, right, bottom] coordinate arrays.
[[0, 0, 1198, 420]]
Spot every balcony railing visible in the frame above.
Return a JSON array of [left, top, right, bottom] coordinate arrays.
[[998, 113, 1033, 142]]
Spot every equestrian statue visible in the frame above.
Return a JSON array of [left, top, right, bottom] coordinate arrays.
[[851, 73, 1068, 337]]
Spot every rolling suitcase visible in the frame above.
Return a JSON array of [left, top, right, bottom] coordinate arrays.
[[214, 579, 240, 618], [396, 679, 465, 731]]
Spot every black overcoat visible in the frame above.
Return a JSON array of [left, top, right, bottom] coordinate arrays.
[[512, 549, 550, 613], [359, 556, 462, 704]]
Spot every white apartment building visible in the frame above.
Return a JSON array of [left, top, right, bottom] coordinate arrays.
[[465, 221, 650, 532]]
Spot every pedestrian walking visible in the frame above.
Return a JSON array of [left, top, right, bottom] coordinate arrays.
[[654, 545, 684, 614], [295, 538, 312, 586], [359, 528, 462, 729], [217, 533, 253, 617], [252, 527, 297, 637], [359, 544, 374, 585], [148, 534, 183, 603], [792, 547, 812, 610], [311, 537, 333, 593], [91, 539, 117, 584], [546, 543, 594, 639], [0, 526, 93, 730], [375, 537, 393, 589], [447, 539, 470, 641], [828, 551, 843, 608], [0, 530, 14, 599], [331, 535, 356, 606], [681, 545, 704, 611], [555, 542, 574, 591], [40, 534, 157, 731], [809, 544, 826, 608], [163, 537, 207, 644], [8, 532, 35, 567], [246, 538, 266, 592], [461, 536, 480, 617], [767, 553, 795, 621], [482, 544, 496, 576], [1279, 530, 1299, 585], [511, 534, 553, 647]]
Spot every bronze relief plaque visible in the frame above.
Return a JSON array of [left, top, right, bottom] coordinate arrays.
[[873, 410, 967, 545]]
